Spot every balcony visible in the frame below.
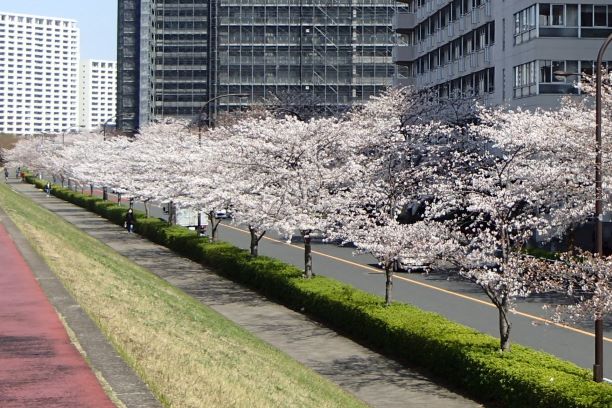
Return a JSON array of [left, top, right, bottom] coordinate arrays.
[[392, 12, 416, 33], [392, 75, 415, 88], [392, 45, 416, 64]]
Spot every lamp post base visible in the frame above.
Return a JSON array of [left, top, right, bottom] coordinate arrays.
[[594, 364, 604, 382]]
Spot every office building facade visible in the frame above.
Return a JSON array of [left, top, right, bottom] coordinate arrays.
[[117, 0, 396, 132], [392, 0, 612, 107], [0, 12, 79, 135], [79, 60, 117, 131]]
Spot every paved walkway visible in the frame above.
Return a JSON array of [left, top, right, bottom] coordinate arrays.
[[0, 201, 162, 407], [0, 217, 115, 407], [10, 181, 482, 408]]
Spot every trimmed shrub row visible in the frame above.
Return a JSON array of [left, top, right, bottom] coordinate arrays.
[[26, 175, 612, 408]]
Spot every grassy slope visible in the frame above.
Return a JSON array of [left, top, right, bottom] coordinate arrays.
[[0, 183, 366, 408]]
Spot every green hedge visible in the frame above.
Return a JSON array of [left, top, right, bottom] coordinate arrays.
[[25, 175, 612, 408]]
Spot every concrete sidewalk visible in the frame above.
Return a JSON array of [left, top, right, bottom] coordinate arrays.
[[10, 181, 482, 408]]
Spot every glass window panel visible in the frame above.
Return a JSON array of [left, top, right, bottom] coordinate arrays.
[[530, 6, 537, 29], [515, 13, 520, 34], [552, 60, 564, 81], [582, 5, 593, 27], [552, 5, 564, 26], [539, 3, 550, 26], [595, 5, 607, 26], [581, 60, 593, 76], [540, 60, 552, 82], [567, 5, 578, 26], [565, 60, 579, 82]]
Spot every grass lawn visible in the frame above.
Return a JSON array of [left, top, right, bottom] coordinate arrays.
[[0, 183, 366, 408]]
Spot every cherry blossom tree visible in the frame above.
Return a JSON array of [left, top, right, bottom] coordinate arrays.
[[430, 105, 594, 351], [336, 215, 457, 305], [213, 116, 292, 256], [219, 115, 351, 276], [330, 88, 457, 302], [525, 251, 612, 324]]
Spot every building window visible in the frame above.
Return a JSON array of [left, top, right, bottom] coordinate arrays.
[[580, 4, 612, 36], [539, 4, 579, 37], [514, 5, 536, 44], [513, 61, 537, 98], [538, 60, 580, 95], [582, 5, 594, 27]]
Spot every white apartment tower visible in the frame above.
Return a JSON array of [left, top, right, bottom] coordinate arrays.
[[79, 60, 117, 131], [0, 12, 79, 135], [393, 1, 612, 108]]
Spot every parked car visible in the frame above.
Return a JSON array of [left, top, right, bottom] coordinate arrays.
[[214, 209, 233, 219], [392, 258, 430, 273]]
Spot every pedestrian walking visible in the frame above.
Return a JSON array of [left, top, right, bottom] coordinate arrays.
[[124, 208, 135, 233], [44, 182, 51, 197], [4, 168, 8, 182], [15, 166, 20, 179]]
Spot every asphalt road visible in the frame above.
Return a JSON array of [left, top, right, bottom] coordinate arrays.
[[89, 190, 612, 377]]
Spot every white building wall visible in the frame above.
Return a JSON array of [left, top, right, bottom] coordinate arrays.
[[78, 59, 117, 132], [393, 0, 612, 109], [0, 12, 79, 135]]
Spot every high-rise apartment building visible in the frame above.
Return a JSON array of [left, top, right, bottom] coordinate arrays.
[[0, 12, 79, 135], [392, 0, 612, 107], [78, 60, 117, 131], [117, 0, 395, 132]]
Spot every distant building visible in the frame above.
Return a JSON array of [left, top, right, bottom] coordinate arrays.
[[392, 0, 612, 108], [79, 60, 117, 132], [0, 12, 79, 135], [116, 0, 396, 133]]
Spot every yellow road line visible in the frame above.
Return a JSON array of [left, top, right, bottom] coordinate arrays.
[[220, 223, 611, 342]]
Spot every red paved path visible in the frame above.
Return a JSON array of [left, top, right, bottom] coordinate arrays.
[[0, 223, 115, 407]]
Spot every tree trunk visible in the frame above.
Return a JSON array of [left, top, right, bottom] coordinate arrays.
[[248, 227, 266, 257], [385, 264, 394, 306], [250, 227, 259, 256], [302, 230, 313, 278], [144, 199, 150, 218], [498, 299, 511, 352], [102, 186, 108, 201], [168, 201, 176, 225], [208, 211, 220, 242], [90, 184, 93, 196]]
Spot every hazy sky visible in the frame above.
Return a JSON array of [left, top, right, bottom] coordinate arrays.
[[0, 0, 117, 60]]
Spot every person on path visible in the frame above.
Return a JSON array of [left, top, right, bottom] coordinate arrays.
[[4, 168, 8, 182], [16, 166, 20, 179], [44, 182, 51, 197], [124, 208, 135, 233]]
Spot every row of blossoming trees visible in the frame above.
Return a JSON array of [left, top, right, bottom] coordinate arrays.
[[5, 85, 612, 352]]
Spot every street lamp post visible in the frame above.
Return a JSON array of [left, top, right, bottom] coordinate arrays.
[[555, 34, 612, 382], [193, 93, 248, 230], [592, 33, 612, 383], [61, 127, 79, 146], [196, 93, 249, 146], [102, 115, 122, 141], [101, 114, 129, 200]]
